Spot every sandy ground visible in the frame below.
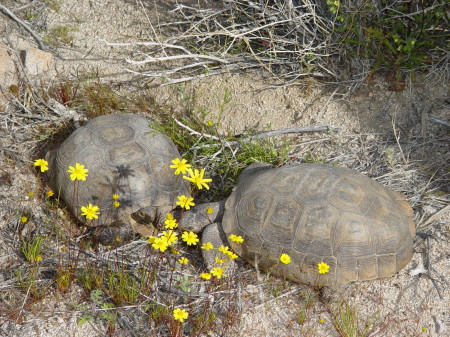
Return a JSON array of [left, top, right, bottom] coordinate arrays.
[[0, 0, 449, 336]]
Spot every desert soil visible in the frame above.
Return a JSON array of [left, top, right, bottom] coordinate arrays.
[[0, 1, 449, 336]]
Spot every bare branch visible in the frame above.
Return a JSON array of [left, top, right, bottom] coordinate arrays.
[[0, 4, 46, 50]]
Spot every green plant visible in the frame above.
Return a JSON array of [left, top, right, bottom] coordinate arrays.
[[79, 265, 104, 291], [16, 267, 48, 299], [297, 304, 308, 325], [44, 25, 77, 46], [106, 269, 141, 305], [56, 266, 74, 292], [82, 82, 126, 117], [146, 302, 169, 327], [334, 0, 449, 85], [330, 301, 376, 337], [296, 289, 318, 325], [301, 288, 318, 310], [77, 290, 117, 327], [150, 118, 291, 199], [21, 236, 45, 264], [44, 0, 63, 12]]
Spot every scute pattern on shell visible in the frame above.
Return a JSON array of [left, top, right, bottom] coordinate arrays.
[[222, 164, 415, 286], [45, 113, 190, 226]]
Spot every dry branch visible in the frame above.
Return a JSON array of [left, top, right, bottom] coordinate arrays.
[[0, 4, 46, 50], [174, 117, 340, 151], [103, 1, 342, 85]]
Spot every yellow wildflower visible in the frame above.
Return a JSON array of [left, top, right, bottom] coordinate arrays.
[[170, 158, 191, 175], [181, 231, 199, 246], [200, 272, 211, 280], [318, 262, 330, 274], [80, 204, 100, 220], [115, 237, 121, 242], [201, 242, 214, 251], [161, 230, 178, 245], [280, 253, 291, 264], [47, 190, 54, 197], [34, 159, 48, 172], [20, 216, 28, 223], [164, 217, 178, 229], [211, 267, 225, 279], [178, 257, 189, 264], [173, 308, 188, 323], [113, 201, 120, 208], [147, 236, 157, 244], [229, 234, 244, 244], [28, 191, 34, 197], [176, 195, 195, 210], [67, 163, 88, 181], [206, 207, 213, 214], [218, 245, 230, 254], [112, 194, 119, 200], [183, 168, 212, 190], [36, 255, 42, 262], [152, 237, 169, 252], [226, 251, 238, 260], [215, 257, 226, 264]]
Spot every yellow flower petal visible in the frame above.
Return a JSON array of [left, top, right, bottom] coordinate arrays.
[[211, 267, 226, 279], [201, 242, 214, 251], [318, 262, 330, 274], [176, 195, 195, 210], [34, 159, 49, 172], [181, 231, 199, 246], [280, 253, 291, 264], [173, 308, 188, 323], [80, 204, 100, 220], [67, 163, 89, 181], [170, 158, 191, 175], [183, 168, 212, 190], [200, 272, 211, 280]]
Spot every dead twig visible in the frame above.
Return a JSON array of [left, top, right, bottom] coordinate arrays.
[[0, 4, 46, 50], [428, 115, 450, 127], [174, 117, 340, 150]]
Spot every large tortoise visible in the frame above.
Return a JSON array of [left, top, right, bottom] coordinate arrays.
[[181, 163, 416, 286], [45, 113, 190, 243]]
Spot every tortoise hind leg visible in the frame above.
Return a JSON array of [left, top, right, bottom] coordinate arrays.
[[94, 214, 157, 247], [94, 215, 136, 246]]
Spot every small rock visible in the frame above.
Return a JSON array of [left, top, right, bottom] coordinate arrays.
[[20, 48, 53, 76], [409, 262, 426, 276]]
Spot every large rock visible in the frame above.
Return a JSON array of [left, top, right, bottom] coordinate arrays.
[[20, 48, 53, 76]]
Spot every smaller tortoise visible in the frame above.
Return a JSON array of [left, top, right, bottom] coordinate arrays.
[[180, 163, 415, 286], [45, 113, 190, 243]]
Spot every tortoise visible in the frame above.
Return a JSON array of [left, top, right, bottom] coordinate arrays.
[[45, 113, 190, 244], [180, 163, 416, 286]]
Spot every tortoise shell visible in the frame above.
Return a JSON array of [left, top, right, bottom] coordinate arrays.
[[45, 113, 189, 227], [222, 164, 415, 286]]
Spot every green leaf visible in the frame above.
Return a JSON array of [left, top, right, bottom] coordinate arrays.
[[365, 27, 383, 38], [78, 315, 94, 326], [90, 289, 104, 305]]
